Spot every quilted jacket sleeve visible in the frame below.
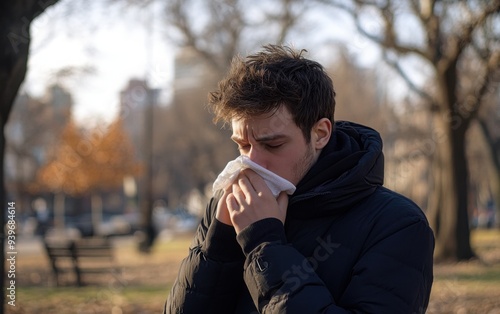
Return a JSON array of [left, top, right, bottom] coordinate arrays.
[[237, 215, 434, 314], [164, 194, 245, 314]]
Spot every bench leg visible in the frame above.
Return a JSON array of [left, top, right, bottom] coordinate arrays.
[[75, 267, 83, 287]]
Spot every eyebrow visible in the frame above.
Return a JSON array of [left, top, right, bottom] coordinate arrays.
[[231, 134, 288, 143]]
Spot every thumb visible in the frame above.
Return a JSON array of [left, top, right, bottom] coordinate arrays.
[[215, 187, 233, 226], [276, 191, 289, 214]]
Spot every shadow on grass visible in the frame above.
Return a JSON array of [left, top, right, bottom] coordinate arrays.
[[434, 268, 500, 282]]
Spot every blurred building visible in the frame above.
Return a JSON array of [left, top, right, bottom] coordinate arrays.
[[46, 84, 72, 125], [119, 78, 160, 162], [173, 47, 213, 91]]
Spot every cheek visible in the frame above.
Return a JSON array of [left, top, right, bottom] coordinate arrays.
[[266, 154, 295, 183], [268, 143, 312, 184], [269, 161, 296, 184], [277, 161, 295, 181]]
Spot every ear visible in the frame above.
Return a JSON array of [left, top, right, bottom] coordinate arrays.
[[311, 118, 332, 150]]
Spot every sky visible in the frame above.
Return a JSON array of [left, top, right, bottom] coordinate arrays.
[[23, 0, 173, 125]]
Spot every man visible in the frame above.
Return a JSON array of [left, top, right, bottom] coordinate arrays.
[[164, 45, 434, 313]]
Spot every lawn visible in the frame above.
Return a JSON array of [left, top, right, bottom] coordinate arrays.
[[6, 230, 500, 314]]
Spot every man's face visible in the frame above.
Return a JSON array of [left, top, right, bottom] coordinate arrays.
[[231, 106, 320, 186]]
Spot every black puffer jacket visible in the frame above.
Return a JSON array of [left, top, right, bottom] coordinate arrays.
[[164, 121, 434, 314]]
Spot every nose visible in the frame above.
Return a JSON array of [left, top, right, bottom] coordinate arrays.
[[247, 146, 266, 169]]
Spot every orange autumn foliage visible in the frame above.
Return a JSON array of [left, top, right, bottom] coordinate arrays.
[[37, 119, 142, 196]]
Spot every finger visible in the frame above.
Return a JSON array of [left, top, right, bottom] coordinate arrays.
[[220, 186, 231, 202], [236, 174, 255, 197], [231, 182, 246, 206], [240, 169, 270, 194], [226, 193, 239, 212], [218, 186, 232, 206]]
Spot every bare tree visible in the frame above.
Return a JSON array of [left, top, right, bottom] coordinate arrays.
[[318, 0, 500, 261]]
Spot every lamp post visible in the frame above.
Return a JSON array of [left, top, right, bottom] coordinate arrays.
[[138, 87, 157, 253]]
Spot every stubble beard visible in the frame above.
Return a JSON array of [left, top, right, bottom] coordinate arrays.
[[292, 142, 316, 185]]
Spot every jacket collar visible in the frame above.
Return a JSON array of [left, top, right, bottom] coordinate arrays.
[[288, 121, 384, 218]]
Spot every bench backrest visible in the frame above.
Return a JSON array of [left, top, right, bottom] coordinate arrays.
[[44, 237, 117, 286]]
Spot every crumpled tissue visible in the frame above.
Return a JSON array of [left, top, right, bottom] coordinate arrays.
[[212, 155, 296, 197]]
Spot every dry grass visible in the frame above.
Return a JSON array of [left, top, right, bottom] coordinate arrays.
[[6, 229, 500, 314], [427, 230, 500, 314]]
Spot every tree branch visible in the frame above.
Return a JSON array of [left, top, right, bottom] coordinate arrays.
[[462, 49, 500, 126], [322, 0, 430, 60], [446, 2, 500, 66], [265, 0, 306, 45], [382, 51, 437, 109], [166, 0, 226, 73]]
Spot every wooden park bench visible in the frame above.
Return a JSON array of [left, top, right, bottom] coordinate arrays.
[[44, 237, 121, 286]]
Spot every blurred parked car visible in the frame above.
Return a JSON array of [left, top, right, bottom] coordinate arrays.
[[153, 205, 199, 233]]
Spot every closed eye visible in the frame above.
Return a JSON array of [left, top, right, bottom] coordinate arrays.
[[265, 143, 283, 150]]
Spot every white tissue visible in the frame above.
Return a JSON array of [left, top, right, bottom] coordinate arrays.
[[212, 156, 296, 197]]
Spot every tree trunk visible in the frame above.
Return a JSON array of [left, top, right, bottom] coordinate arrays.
[[430, 114, 475, 262], [451, 123, 475, 260]]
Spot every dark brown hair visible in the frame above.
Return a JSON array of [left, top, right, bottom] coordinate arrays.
[[208, 44, 336, 141]]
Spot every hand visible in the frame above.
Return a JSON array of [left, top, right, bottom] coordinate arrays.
[[226, 169, 289, 234], [215, 187, 233, 226]]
